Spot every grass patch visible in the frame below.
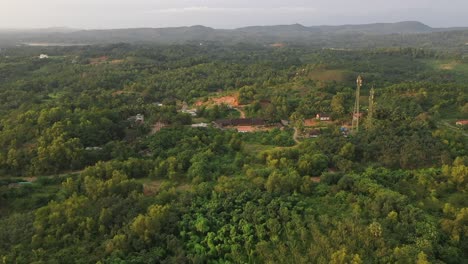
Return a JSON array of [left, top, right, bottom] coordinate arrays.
[[1, 182, 62, 216], [422, 59, 468, 82]]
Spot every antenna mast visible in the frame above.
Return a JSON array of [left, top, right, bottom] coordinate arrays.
[[367, 86, 375, 129], [352, 75, 362, 132]]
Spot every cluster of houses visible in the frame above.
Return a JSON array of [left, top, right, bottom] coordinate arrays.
[[209, 113, 335, 134], [301, 113, 334, 138], [139, 101, 339, 137]]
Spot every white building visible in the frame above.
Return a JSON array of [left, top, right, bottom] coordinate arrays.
[[39, 54, 49, 59], [182, 109, 197, 116], [191, 123, 208, 128], [135, 114, 144, 122]]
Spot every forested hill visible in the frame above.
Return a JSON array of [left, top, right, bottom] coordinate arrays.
[[1, 21, 468, 50]]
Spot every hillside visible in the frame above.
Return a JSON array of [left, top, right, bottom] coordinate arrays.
[[1, 21, 467, 51], [0, 43, 467, 263]]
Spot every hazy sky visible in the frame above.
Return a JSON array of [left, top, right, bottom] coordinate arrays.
[[1, 0, 468, 29]]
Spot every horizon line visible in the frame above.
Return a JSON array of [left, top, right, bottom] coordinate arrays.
[[2, 20, 468, 32]]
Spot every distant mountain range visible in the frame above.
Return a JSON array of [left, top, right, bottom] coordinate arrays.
[[0, 21, 467, 50]]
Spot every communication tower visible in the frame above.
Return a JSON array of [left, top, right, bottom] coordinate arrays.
[[352, 75, 362, 132], [367, 86, 375, 129]]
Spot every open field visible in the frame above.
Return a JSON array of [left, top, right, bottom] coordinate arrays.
[[195, 94, 240, 107]]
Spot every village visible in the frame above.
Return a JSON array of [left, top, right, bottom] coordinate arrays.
[[125, 93, 347, 142], [125, 75, 467, 144]]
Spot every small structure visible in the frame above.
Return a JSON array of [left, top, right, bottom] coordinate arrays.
[[316, 113, 332, 121], [39, 54, 49, 59], [85, 147, 103, 151], [281, 120, 290, 126], [180, 102, 197, 116], [191, 123, 208, 128], [127, 114, 145, 126], [135, 114, 144, 123], [308, 129, 321, 138], [456, 120, 468, 126], [181, 109, 197, 116], [340, 126, 350, 137]]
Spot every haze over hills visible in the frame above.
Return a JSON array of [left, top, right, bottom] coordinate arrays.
[[0, 21, 467, 50]]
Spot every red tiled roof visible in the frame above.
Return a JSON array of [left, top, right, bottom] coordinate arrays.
[[215, 118, 265, 127]]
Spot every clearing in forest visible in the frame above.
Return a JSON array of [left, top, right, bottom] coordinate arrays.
[[89, 56, 109, 65], [195, 94, 240, 108], [308, 69, 350, 82], [142, 180, 192, 196]]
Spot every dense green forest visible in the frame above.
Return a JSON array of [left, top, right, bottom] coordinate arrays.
[[0, 43, 467, 263]]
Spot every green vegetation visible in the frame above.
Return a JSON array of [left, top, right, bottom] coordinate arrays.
[[0, 43, 467, 263]]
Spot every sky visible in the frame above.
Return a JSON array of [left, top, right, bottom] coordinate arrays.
[[1, 0, 468, 29]]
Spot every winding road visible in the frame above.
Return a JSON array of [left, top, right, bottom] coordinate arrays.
[[234, 106, 246, 118], [293, 127, 300, 144]]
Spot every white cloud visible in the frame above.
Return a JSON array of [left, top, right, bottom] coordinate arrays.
[[0, 0, 467, 29]]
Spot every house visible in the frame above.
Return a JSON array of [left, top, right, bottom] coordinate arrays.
[[281, 120, 290, 126], [39, 54, 49, 59], [237, 126, 256, 133], [213, 118, 270, 133], [316, 113, 332, 121], [213, 118, 266, 128], [456, 120, 468, 126]]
